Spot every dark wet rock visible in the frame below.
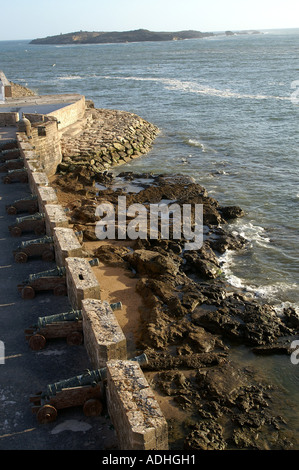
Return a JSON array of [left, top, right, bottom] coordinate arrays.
[[192, 302, 293, 346], [196, 362, 248, 405], [219, 205, 245, 220], [125, 249, 180, 277], [184, 421, 227, 450], [184, 246, 221, 279], [282, 307, 299, 330], [209, 228, 247, 253], [251, 343, 291, 355]]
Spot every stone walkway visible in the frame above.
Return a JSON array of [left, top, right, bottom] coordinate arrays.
[[0, 140, 117, 450]]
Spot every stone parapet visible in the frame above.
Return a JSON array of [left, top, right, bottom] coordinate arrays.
[[44, 204, 69, 236], [81, 299, 127, 368], [53, 227, 82, 266], [28, 171, 49, 195], [65, 257, 101, 309], [106, 360, 168, 450], [36, 186, 58, 212]]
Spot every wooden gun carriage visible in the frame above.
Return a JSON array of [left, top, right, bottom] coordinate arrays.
[[30, 353, 148, 424], [25, 302, 122, 350], [2, 168, 28, 184], [0, 158, 24, 172], [0, 148, 20, 162], [6, 195, 39, 215], [18, 258, 99, 299], [13, 236, 55, 263], [18, 266, 67, 299], [9, 212, 45, 237]]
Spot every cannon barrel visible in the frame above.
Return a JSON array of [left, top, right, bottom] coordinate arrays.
[[20, 236, 53, 248], [13, 195, 38, 203], [24, 258, 99, 284], [36, 302, 122, 328], [15, 212, 45, 224], [43, 353, 148, 398], [28, 266, 66, 282], [7, 168, 27, 174]]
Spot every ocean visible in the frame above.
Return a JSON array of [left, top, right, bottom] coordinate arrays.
[[0, 29, 299, 428]]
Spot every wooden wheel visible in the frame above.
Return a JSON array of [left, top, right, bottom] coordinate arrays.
[[29, 334, 46, 351], [42, 249, 54, 262], [34, 224, 46, 236], [21, 286, 35, 299], [14, 251, 28, 263], [66, 331, 83, 346], [83, 398, 103, 417], [37, 405, 57, 424], [10, 226, 22, 237], [28, 205, 38, 214], [6, 206, 17, 215], [19, 174, 28, 183], [53, 284, 67, 296]]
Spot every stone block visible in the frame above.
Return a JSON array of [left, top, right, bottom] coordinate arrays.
[[37, 186, 58, 212], [53, 227, 82, 266], [44, 204, 69, 236], [65, 257, 101, 309], [81, 299, 127, 368], [28, 171, 49, 195], [106, 360, 168, 450]]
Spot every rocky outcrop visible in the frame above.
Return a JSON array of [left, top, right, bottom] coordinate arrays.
[[51, 169, 299, 450]]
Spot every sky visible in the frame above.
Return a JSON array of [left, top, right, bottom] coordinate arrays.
[[1, 0, 298, 40]]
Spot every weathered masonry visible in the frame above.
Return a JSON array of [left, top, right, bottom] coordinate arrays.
[[107, 360, 168, 450], [82, 299, 127, 368], [0, 76, 168, 450]]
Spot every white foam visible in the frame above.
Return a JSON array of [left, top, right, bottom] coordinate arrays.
[[231, 221, 270, 247], [219, 250, 299, 312], [187, 139, 217, 153], [58, 75, 83, 80], [101, 75, 291, 101]]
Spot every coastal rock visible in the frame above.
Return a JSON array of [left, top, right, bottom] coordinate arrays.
[[125, 249, 180, 277], [183, 245, 221, 279], [192, 301, 293, 346], [282, 307, 299, 330], [184, 422, 227, 450], [93, 244, 131, 268], [219, 205, 245, 220]]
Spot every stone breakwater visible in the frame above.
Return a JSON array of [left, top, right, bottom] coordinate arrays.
[[59, 103, 159, 177]]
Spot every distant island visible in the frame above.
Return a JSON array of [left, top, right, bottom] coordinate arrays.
[[29, 28, 261, 45]]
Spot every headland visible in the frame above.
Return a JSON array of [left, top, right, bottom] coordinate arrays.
[[29, 28, 261, 45]]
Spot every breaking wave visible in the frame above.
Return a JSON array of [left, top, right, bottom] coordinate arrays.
[[101, 75, 291, 101]]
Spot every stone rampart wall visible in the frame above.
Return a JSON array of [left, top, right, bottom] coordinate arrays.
[[2, 102, 168, 451]]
